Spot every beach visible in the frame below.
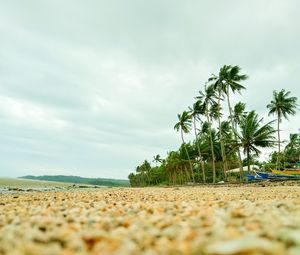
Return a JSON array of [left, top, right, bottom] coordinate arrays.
[[1, 185, 300, 255]]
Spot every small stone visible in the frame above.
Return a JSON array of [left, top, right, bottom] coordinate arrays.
[[288, 246, 300, 255], [276, 228, 300, 246]]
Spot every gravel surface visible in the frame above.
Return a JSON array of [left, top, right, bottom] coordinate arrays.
[[1, 186, 300, 255]]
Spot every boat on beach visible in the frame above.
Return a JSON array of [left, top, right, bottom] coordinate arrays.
[[247, 170, 300, 182], [271, 169, 300, 175]]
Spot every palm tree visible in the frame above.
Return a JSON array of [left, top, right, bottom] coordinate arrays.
[[135, 165, 146, 186], [165, 149, 193, 185], [232, 102, 247, 129], [201, 127, 222, 181], [210, 100, 228, 181], [139, 160, 151, 185], [284, 133, 300, 164], [153, 154, 163, 166], [228, 102, 247, 171], [174, 111, 195, 183], [238, 111, 276, 172], [198, 84, 217, 183], [188, 100, 206, 183], [210, 75, 229, 181], [213, 65, 248, 180], [218, 120, 237, 170], [267, 89, 298, 169], [219, 121, 232, 141]]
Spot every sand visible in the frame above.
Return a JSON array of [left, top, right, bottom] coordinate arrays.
[[1, 185, 300, 255]]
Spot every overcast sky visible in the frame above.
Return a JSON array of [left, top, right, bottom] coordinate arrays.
[[0, 1, 299, 179]]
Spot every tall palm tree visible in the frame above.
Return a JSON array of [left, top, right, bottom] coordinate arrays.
[[188, 100, 206, 183], [213, 65, 248, 180], [228, 102, 247, 168], [198, 84, 217, 183], [238, 111, 276, 172], [267, 89, 298, 169], [210, 100, 228, 181], [174, 111, 195, 183], [211, 75, 229, 180], [218, 120, 236, 168]]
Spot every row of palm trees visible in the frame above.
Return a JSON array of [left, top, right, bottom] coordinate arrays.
[[128, 65, 298, 186], [174, 65, 247, 183]]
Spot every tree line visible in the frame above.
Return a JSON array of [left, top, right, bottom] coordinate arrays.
[[128, 65, 299, 186]]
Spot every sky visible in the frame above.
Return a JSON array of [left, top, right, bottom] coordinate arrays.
[[0, 1, 299, 179]]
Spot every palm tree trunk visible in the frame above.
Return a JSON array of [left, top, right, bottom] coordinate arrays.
[[181, 167, 185, 184], [146, 170, 150, 186], [181, 128, 195, 183], [247, 148, 250, 173], [205, 110, 216, 183], [217, 93, 228, 181], [226, 87, 244, 181], [172, 171, 175, 185], [276, 115, 280, 170], [193, 117, 206, 183], [180, 168, 183, 185]]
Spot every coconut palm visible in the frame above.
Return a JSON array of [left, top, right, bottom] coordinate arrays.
[[135, 165, 146, 186], [139, 160, 151, 185], [238, 111, 276, 172], [211, 75, 229, 180], [165, 151, 181, 184], [284, 133, 300, 163], [219, 121, 232, 141], [153, 154, 163, 166], [267, 89, 298, 169], [232, 102, 247, 128], [198, 84, 217, 183], [188, 100, 206, 183], [228, 102, 247, 164], [217, 121, 236, 168], [210, 99, 228, 181], [212, 65, 248, 180], [174, 111, 195, 183]]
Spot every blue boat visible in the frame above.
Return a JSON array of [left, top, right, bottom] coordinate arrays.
[[254, 171, 300, 180], [246, 174, 264, 182], [255, 171, 269, 179]]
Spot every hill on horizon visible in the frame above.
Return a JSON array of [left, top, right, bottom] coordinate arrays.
[[20, 175, 130, 187]]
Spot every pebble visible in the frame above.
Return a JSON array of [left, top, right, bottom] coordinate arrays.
[[1, 186, 300, 254]]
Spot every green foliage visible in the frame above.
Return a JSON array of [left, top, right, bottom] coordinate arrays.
[[174, 111, 192, 134], [267, 89, 298, 168], [284, 133, 300, 163], [239, 111, 276, 155], [153, 155, 163, 165], [267, 89, 298, 122], [232, 102, 247, 125], [269, 151, 285, 164], [238, 111, 276, 170]]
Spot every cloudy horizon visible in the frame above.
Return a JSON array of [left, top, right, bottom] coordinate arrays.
[[0, 1, 299, 179]]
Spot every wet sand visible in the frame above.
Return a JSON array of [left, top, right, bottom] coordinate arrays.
[[1, 186, 300, 255]]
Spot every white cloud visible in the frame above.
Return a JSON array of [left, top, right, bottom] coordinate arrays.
[[0, 96, 67, 130], [0, 0, 299, 178]]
